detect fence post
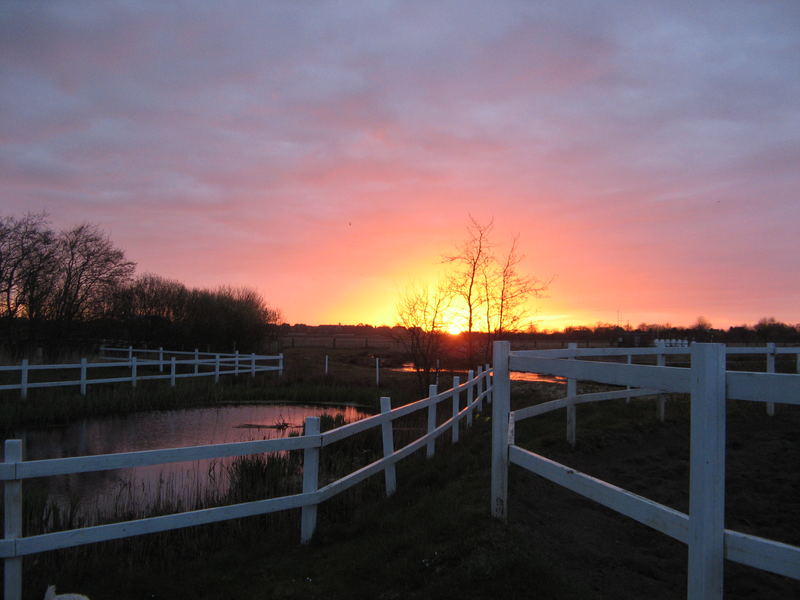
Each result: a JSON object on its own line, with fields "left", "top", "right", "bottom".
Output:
{"left": 426, "top": 384, "right": 438, "bottom": 458}
{"left": 128, "top": 345, "right": 133, "bottom": 361}
{"left": 324, "top": 355, "right": 329, "bottom": 375}
{"left": 476, "top": 366, "right": 484, "bottom": 413}
{"left": 250, "top": 353, "right": 256, "bottom": 377}
{"left": 491, "top": 341, "right": 510, "bottom": 521}
{"left": 301, "top": 416, "right": 320, "bottom": 543}
{"left": 485, "top": 363, "right": 492, "bottom": 404}
{"left": 452, "top": 376, "right": 461, "bottom": 444}
{"left": 80, "top": 358, "right": 87, "bottom": 396}
{"left": 766, "top": 342, "right": 775, "bottom": 416}
{"left": 131, "top": 356, "right": 137, "bottom": 388}
{"left": 234, "top": 350, "right": 240, "bottom": 376}
{"left": 657, "top": 343, "right": 667, "bottom": 422}
{"left": 4, "top": 439, "right": 23, "bottom": 600}
{"left": 170, "top": 357, "right": 176, "bottom": 387}
{"left": 625, "top": 353, "right": 632, "bottom": 404}
{"left": 566, "top": 343, "right": 577, "bottom": 447}
{"left": 687, "top": 343, "right": 726, "bottom": 600}
{"left": 466, "top": 369, "right": 475, "bottom": 426}
{"left": 214, "top": 354, "right": 220, "bottom": 383}
{"left": 19, "top": 359, "right": 28, "bottom": 400}
{"left": 194, "top": 349, "right": 200, "bottom": 375}
{"left": 379, "top": 397, "right": 397, "bottom": 496}
{"left": 278, "top": 353, "right": 284, "bottom": 377}
{"left": 375, "top": 357, "right": 380, "bottom": 387}
{"left": 158, "top": 347, "right": 164, "bottom": 373}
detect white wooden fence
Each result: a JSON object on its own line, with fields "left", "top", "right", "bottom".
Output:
{"left": 0, "top": 346, "right": 283, "bottom": 399}
{"left": 1, "top": 366, "right": 492, "bottom": 599}
{"left": 491, "top": 341, "right": 800, "bottom": 599}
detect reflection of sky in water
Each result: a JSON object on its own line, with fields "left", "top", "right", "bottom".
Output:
{"left": 10, "top": 404, "right": 370, "bottom": 519}
{"left": 393, "top": 363, "right": 564, "bottom": 385}
{"left": 510, "top": 372, "right": 565, "bottom": 384}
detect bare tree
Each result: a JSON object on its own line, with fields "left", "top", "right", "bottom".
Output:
{"left": 481, "top": 236, "right": 548, "bottom": 359}
{"left": 50, "top": 224, "right": 136, "bottom": 322}
{"left": 395, "top": 282, "right": 450, "bottom": 394}
{"left": 444, "top": 216, "right": 493, "bottom": 366}
{"left": 0, "top": 213, "right": 58, "bottom": 321}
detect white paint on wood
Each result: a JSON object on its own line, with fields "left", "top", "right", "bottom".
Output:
{"left": 19, "top": 359, "right": 28, "bottom": 400}
{"left": 491, "top": 341, "right": 510, "bottom": 521}
{"left": 466, "top": 369, "right": 475, "bottom": 425}
{"left": 766, "top": 342, "right": 776, "bottom": 416}
{"left": 426, "top": 384, "right": 438, "bottom": 458}
{"left": 657, "top": 350, "right": 667, "bottom": 422}
{"left": 79, "top": 358, "right": 87, "bottom": 396}
{"left": 379, "top": 397, "right": 396, "bottom": 496}
{"left": 301, "top": 416, "right": 320, "bottom": 544}
{"left": 452, "top": 376, "right": 461, "bottom": 444}
{"left": 4, "top": 440, "right": 23, "bottom": 600}
{"left": 688, "top": 344, "right": 726, "bottom": 600}
{"left": 566, "top": 343, "right": 577, "bottom": 447}
{"left": 509, "top": 445, "right": 689, "bottom": 543}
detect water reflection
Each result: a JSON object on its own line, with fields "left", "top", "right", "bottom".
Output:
{"left": 11, "top": 404, "right": 370, "bottom": 518}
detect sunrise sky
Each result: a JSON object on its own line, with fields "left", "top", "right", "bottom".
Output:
{"left": 2, "top": 1, "right": 798, "bottom": 330}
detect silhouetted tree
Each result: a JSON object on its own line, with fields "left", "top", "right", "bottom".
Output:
{"left": 395, "top": 283, "right": 449, "bottom": 394}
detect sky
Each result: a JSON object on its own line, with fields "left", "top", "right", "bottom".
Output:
{"left": 1, "top": 1, "right": 799, "bottom": 330}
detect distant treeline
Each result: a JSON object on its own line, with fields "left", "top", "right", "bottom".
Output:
{"left": 0, "top": 214, "right": 280, "bottom": 358}
{"left": 547, "top": 318, "right": 800, "bottom": 345}
{"left": 279, "top": 319, "right": 800, "bottom": 345}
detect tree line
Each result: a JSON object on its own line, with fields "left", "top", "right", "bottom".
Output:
{"left": 0, "top": 214, "right": 280, "bottom": 357}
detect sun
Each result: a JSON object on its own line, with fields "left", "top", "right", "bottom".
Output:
{"left": 445, "top": 323, "right": 464, "bottom": 335}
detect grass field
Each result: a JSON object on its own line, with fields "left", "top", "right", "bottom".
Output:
{"left": 4, "top": 345, "right": 798, "bottom": 598}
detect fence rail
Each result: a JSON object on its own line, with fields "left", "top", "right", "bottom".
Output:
{"left": 2, "top": 365, "right": 493, "bottom": 599}
{"left": 491, "top": 341, "right": 800, "bottom": 599}
{"left": 0, "top": 345, "right": 283, "bottom": 398}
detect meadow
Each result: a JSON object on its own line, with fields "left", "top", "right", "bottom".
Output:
{"left": 2, "top": 343, "right": 798, "bottom": 599}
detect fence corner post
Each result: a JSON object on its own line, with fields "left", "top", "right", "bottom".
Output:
{"left": 379, "top": 397, "right": 397, "bottom": 496}
{"left": 451, "top": 376, "right": 461, "bottom": 444}
{"left": 687, "top": 343, "right": 726, "bottom": 600}
{"left": 426, "top": 384, "right": 438, "bottom": 458}
{"left": 491, "top": 340, "right": 510, "bottom": 522}
{"left": 301, "top": 416, "right": 321, "bottom": 544}
{"left": 4, "top": 439, "right": 24, "bottom": 600}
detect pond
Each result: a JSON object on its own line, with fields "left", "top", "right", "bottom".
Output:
{"left": 8, "top": 403, "right": 372, "bottom": 519}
